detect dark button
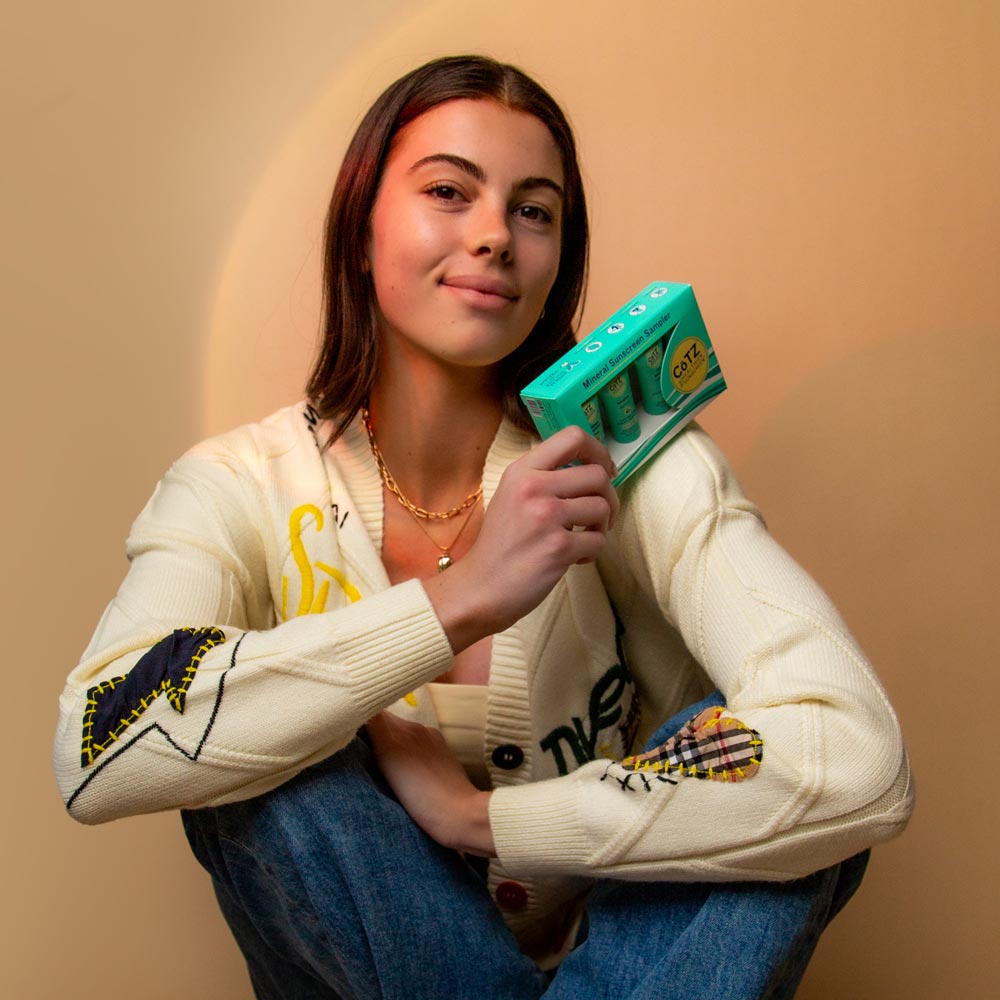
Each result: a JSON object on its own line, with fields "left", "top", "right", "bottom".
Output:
{"left": 495, "top": 880, "right": 528, "bottom": 911}
{"left": 491, "top": 744, "right": 524, "bottom": 770}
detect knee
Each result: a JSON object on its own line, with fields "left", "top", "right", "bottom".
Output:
{"left": 182, "top": 734, "right": 386, "bottom": 876}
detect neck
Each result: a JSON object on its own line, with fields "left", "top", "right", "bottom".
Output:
{"left": 367, "top": 353, "right": 503, "bottom": 512}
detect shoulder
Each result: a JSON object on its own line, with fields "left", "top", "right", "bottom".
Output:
{"left": 133, "top": 402, "right": 326, "bottom": 533}
{"left": 181, "top": 401, "right": 323, "bottom": 476}
{"left": 602, "top": 424, "right": 764, "bottom": 599}
{"left": 618, "top": 423, "right": 757, "bottom": 527}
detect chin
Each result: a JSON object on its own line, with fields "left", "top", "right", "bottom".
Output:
{"left": 456, "top": 326, "right": 534, "bottom": 368}
{"left": 450, "top": 342, "right": 526, "bottom": 371}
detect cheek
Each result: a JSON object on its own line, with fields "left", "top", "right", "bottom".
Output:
{"left": 370, "top": 211, "right": 437, "bottom": 286}
{"left": 532, "top": 245, "right": 562, "bottom": 302}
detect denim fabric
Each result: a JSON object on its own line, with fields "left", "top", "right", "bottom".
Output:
{"left": 183, "top": 690, "right": 868, "bottom": 999}
{"left": 183, "top": 735, "right": 546, "bottom": 999}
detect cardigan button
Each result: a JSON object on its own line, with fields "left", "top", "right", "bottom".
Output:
{"left": 491, "top": 744, "right": 524, "bottom": 770}
{"left": 495, "top": 880, "right": 528, "bottom": 911}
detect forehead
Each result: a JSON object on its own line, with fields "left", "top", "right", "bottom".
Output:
{"left": 385, "top": 99, "right": 564, "bottom": 186}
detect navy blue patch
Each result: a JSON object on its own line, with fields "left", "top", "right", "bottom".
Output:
{"left": 81, "top": 627, "right": 225, "bottom": 767}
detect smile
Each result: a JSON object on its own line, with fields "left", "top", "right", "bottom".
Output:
{"left": 441, "top": 275, "right": 519, "bottom": 310}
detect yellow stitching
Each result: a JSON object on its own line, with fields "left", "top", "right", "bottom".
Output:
{"left": 607, "top": 715, "right": 763, "bottom": 784}
{"left": 81, "top": 675, "right": 126, "bottom": 766}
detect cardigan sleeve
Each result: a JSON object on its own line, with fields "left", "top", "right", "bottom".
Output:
{"left": 489, "top": 426, "right": 913, "bottom": 882}
{"left": 53, "top": 447, "right": 454, "bottom": 825}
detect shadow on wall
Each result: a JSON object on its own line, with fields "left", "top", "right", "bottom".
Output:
{"left": 736, "top": 327, "right": 998, "bottom": 998}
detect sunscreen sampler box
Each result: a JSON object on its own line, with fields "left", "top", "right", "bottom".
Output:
{"left": 520, "top": 282, "right": 725, "bottom": 486}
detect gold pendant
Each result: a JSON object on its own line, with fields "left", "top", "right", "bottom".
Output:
{"left": 437, "top": 554, "right": 453, "bottom": 572}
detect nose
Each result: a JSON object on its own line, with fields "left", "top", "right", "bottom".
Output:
{"left": 468, "top": 200, "right": 512, "bottom": 263}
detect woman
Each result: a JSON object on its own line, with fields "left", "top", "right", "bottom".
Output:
{"left": 54, "top": 56, "right": 912, "bottom": 998}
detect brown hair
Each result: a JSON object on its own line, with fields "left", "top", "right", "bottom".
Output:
{"left": 306, "top": 54, "right": 589, "bottom": 441}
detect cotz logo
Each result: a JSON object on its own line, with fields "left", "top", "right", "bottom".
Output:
{"left": 669, "top": 336, "right": 708, "bottom": 394}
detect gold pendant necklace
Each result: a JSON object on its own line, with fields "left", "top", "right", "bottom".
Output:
{"left": 407, "top": 496, "right": 480, "bottom": 572}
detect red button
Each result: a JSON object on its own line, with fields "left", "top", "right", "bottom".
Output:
{"left": 495, "top": 880, "right": 528, "bottom": 911}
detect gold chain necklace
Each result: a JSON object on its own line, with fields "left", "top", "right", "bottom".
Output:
{"left": 361, "top": 407, "right": 482, "bottom": 519}
{"left": 360, "top": 407, "right": 483, "bottom": 572}
{"left": 361, "top": 406, "right": 483, "bottom": 516}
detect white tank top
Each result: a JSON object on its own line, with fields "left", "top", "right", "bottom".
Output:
{"left": 426, "top": 683, "right": 491, "bottom": 790}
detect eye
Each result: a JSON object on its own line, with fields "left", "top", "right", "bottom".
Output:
{"left": 425, "top": 183, "right": 465, "bottom": 202}
{"left": 514, "top": 203, "right": 555, "bottom": 226}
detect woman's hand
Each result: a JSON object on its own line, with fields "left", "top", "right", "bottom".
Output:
{"left": 366, "top": 711, "right": 496, "bottom": 857}
{"left": 426, "top": 425, "right": 619, "bottom": 652}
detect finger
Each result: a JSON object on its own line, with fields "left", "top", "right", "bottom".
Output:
{"left": 525, "top": 426, "right": 617, "bottom": 479}
{"left": 546, "top": 464, "right": 619, "bottom": 529}
{"left": 566, "top": 525, "right": 609, "bottom": 565}
{"left": 547, "top": 463, "right": 611, "bottom": 497}
{"left": 559, "top": 495, "right": 614, "bottom": 533}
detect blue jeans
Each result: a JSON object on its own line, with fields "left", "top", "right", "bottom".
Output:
{"left": 183, "top": 692, "right": 868, "bottom": 999}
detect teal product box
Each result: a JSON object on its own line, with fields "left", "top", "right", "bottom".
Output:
{"left": 520, "top": 282, "right": 726, "bottom": 486}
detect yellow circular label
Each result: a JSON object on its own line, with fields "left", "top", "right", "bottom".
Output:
{"left": 668, "top": 336, "right": 708, "bottom": 394}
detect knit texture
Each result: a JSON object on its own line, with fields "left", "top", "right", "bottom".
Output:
{"left": 54, "top": 402, "right": 912, "bottom": 951}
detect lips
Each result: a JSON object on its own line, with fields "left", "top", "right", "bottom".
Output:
{"left": 442, "top": 274, "right": 519, "bottom": 301}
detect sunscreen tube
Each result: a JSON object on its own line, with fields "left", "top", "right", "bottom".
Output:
{"left": 634, "top": 339, "right": 669, "bottom": 414}
{"left": 598, "top": 372, "right": 640, "bottom": 442}
{"left": 581, "top": 396, "right": 606, "bottom": 441}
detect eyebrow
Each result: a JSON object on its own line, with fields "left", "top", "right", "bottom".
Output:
{"left": 407, "top": 153, "right": 564, "bottom": 199}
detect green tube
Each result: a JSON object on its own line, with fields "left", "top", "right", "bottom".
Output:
{"left": 581, "top": 396, "right": 606, "bottom": 442}
{"left": 598, "top": 372, "right": 640, "bottom": 443}
{"left": 634, "top": 339, "right": 669, "bottom": 414}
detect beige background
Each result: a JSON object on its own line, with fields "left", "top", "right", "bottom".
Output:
{"left": 4, "top": 1, "right": 997, "bottom": 996}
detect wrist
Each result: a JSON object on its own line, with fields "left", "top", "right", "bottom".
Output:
{"left": 422, "top": 560, "right": 503, "bottom": 654}
{"left": 453, "top": 790, "right": 496, "bottom": 857}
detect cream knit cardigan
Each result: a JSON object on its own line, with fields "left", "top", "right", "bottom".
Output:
{"left": 54, "top": 402, "right": 913, "bottom": 942}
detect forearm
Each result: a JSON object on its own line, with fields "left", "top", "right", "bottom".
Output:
{"left": 56, "top": 582, "right": 454, "bottom": 823}
{"left": 448, "top": 789, "right": 496, "bottom": 857}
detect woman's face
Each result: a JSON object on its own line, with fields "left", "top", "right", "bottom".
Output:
{"left": 368, "top": 99, "right": 564, "bottom": 374}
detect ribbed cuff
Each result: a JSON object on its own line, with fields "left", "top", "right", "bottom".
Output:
{"left": 335, "top": 579, "right": 455, "bottom": 715}
{"left": 267, "top": 578, "right": 455, "bottom": 717}
{"left": 489, "top": 777, "right": 594, "bottom": 877}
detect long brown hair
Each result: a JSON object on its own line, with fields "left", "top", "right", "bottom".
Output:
{"left": 306, "top": 54, "right": 589, "bottom": 441}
